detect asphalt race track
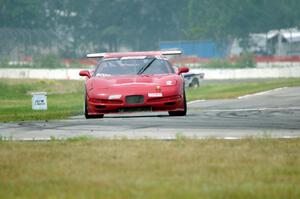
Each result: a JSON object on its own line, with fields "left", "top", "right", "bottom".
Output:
{"left": 1, "top": 87, "right": 300, "bottom": 140}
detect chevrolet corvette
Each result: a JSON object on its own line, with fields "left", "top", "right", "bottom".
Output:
{"left": 79, "top": 51, "right": 189, "bottom": 118}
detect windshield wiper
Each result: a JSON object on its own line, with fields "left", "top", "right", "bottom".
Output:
{"left": 137, "top": 58, "right": 156, "bottom": 75}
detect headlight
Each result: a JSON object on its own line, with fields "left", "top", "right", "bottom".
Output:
{"left": 108, "top": 95, "right": 122, "bottom": 100}
{"left": 165, "top": 80, "right": 177, "bottom": 86}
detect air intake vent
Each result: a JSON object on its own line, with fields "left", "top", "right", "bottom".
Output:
{"left": 126, "top": 95, "right": 144, "bottom": 104}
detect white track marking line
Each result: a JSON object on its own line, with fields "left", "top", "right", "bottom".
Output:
{"left": 187, "top": 99, "right": 206, "bottom": 105}
{"left": 188, "top": 87, "right": 289, "bottom": 105}
{"left": 223, "top": 137, "right": 241, "bottom": 140}
{"left": 281, "top": 136, "right": 299, "bottom": 139}
{"left": 4, "top": 135, "right": 300, "bottom": 141}
{"left": 238, "top": 87, "right": 287, "bottom": 99}
{"left": 202, "top": 106, "right": 300, "bottom": 112}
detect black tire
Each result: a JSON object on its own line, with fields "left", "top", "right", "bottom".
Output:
{"left": 88, "top": 114, "right": 104, "bottom": 119}
{"left": 84, "top": 94, "right": 92, "bottom": 119}
{"left": 168, "top": 90, "right": 187, "bottom": 116}
{"left": 84, "top": 92, "right": 104, "bottom": 119}
{"left": 190, "top": 78, "right": 199, "bottom": 88}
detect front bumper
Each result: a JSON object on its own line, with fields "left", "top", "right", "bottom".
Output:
{"left": 87, "top": 87, "right": 184, "bottom": 115}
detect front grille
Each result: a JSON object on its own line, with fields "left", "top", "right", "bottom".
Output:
{"left": 118, "top": 106, "right": 152, "bottom": 112}
{"left": 126, "top": 95, "right": 144, "bottom": 104}
{"left": 147, "top": 95, "right": 181, "bottom": 103}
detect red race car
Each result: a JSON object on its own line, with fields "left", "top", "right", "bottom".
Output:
{"left": 79, "top": 51, "right": 189, "bottom": 118}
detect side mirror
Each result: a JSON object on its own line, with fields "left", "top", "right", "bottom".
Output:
{"left": 79, "top": 70, "right": 91, "bottom": 78}
{"left": 178, "top": 66, "right": 189, "bottom": 75}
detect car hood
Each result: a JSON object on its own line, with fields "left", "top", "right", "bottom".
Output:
{"left": 90, "top": 74, "right": 178, "bottom": 89}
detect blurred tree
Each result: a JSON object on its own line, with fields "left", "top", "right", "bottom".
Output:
{"left": 186, "top": 0, "right": 300, "bottom": 43}
{"left": 1, "top": 0, "right": 300, "bottom": 58}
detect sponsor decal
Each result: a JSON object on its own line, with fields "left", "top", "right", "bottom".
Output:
{"left": 166, "top": 80, "right": 173, "bottom": 86}
{"left": 155, "top": 85, "right": 161, "bottom": 92}
{"left": 148, "top": 93, "right": 163, "bottom": 97}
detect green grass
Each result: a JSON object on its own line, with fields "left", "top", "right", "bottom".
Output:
{"left": 0, "top": 79, "right": 84, "bottom": 122}
{"left": 0, "top": 139, "right": 299, "bottom": 199}
{"left": 186, "top": 78, "right": 300, "bottom": 101}
{"left": 1, "top": 78, "right": 300, "bottom": 122}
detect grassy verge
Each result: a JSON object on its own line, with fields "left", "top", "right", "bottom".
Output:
{"left": 0, "top": 139, "right": 299, "bottom": 199}
{"left": 187, "top": 78, "right": 300, "bottom": 101}
{"left": 0, "top": 78, "right": 300, "bottom": 122}
{"left": 0, "top": 79, "right": 83, "bottom": 122}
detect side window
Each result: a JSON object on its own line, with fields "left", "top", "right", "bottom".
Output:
{"left": 173, "top": 65, "right": 179, "bottom": 74}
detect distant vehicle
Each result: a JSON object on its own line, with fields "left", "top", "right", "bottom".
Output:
{"left": 79, "top": 51, "right": 189, "bottom": 119}
{"left": 183, "top": 72, "right": 204, "bottom": 88}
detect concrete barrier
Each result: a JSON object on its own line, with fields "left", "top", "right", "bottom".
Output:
{"left": 0, "top": 68, "right": 83, "bottom": 80}
{"left": 0, "top": 67, "right": 300, "bottom": 80}
{"left": 191, "top": 66, "right": 300, "bottom": 79}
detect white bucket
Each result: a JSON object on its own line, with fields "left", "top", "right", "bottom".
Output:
{"left": 32, "top": 92, "right": 47, "bottom": 110}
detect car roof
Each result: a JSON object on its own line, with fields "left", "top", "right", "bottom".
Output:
{"left": 86, "top": 50, "right": 181, "bottom": 59}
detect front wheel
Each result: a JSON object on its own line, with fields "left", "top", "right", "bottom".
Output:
{"left": 84, "top": 94, "right": 104, "bottom": 119}
{"left": 168, "top": 91, "right": 187, "bottom": 116}
{"left": 190, "top": 78, "right": 199, "bottom": 88}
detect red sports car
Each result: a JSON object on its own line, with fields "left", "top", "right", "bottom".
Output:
{"left": 79, "top": 51, "right": 189, "bottom": 118}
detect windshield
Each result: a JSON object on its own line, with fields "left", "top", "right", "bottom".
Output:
{"left": 94, "top": 58, "right": 174, "bottom": 76}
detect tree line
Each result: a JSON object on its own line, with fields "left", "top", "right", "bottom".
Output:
{"left": 1, "top": 0, "right": 300, "bottom": 58}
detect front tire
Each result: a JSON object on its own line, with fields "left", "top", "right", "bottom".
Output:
{"left": 190, "top": 78, "right": 199, "bottom": 88}
{"left": 84, "top": 93, "right": 104, "bottom": 119}
{"left": 168, "top": 90, "right": 187, "bottom": 116}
